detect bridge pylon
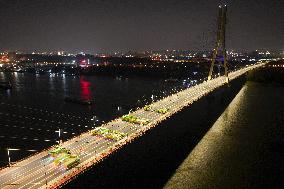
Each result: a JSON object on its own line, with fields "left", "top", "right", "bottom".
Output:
{"left": 208, "top": 5, "right": 229, "bottom": 83}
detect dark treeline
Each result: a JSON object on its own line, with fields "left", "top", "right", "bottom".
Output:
{"left": 82, "top": 59, "right": 254, "bottom": 79}
{"left": 82, "top": 62, "right": 210, "bottom": 79}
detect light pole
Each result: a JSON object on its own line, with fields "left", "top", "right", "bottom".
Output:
{"left": 44, "top": 163, "right": 47, "bottom": 189}
{"left": 55, "top": 129, "right": 61, "bottom": 144}
{"left": 7, "top": 148, "right": 20, "bottom": 166}
{"left": 91, "top": 115, "right": 97, "bottom": 121}
{"left": 55, "top": 129, "right": 61, "bottom": 138}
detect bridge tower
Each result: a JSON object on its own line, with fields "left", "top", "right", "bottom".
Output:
{"left": 208, "top": 5, "right": 229, "bottom": 83}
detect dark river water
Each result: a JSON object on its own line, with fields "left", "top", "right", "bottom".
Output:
{"left": 0, "top": 72, "right": 192, "bottom": 167}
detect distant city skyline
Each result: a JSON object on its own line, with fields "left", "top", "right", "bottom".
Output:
{"left": 0, "top": 0, "right": 283, "bottom": 53}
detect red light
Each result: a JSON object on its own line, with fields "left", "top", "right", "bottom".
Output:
{"left": 80, "top": 77, "right": 91, "bottom": 100}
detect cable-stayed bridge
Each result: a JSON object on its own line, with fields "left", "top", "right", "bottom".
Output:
{"left": 0, "top": 62, "right": 267, "bottom": 189}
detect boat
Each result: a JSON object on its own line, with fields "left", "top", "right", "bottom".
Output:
{"left": 64, "top": 97, "right": 94, "bottom": 105}
{"left": 164, "top": 78, "right": 178, "bottom": 82}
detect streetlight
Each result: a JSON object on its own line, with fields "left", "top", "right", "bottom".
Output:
{"left": 151, "top": 95, "right": 154, "bottom": 102}
{"left": 91, "top": 115, "right": 97, "bottom": 121}
{"left": 55, "top": 129, "right": 62, "bottom": 144}
{"left": 55, "top": 129, "right": 61, "bottom": 138}
{"left": 7, "top": 148, "right": 20, "bottom": 166}
{"left": 44, "top": 163, "right": 48, "bottom": 189}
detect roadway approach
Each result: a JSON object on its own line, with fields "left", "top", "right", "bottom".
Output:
{"left": 0, "top": 62, "right": 267, "bottom": 189}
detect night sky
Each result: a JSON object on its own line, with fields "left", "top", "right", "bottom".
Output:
{"left": 0, "top": 0, "right": 283, "bottom": 53}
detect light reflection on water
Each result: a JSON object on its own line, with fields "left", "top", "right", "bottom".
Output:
{"left": 80, "top": 76, "right": 92, "bottom": 101}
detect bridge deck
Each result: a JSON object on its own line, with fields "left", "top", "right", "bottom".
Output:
{"left": 0, "top": 63, "right": 266, "bottom": 189}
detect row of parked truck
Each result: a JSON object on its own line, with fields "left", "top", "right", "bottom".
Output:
{"left": 48, "top": 145, "right": 80, "bottom": 169}
{"left": 91, "top": 127, "right": 127, "bottom": 141}
{"left": 47, "top": 105, "right": 170, "bottom": 170}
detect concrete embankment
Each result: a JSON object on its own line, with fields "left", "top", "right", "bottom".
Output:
{"left": 63, "top": 75, "right": 247, "bottom": 189}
